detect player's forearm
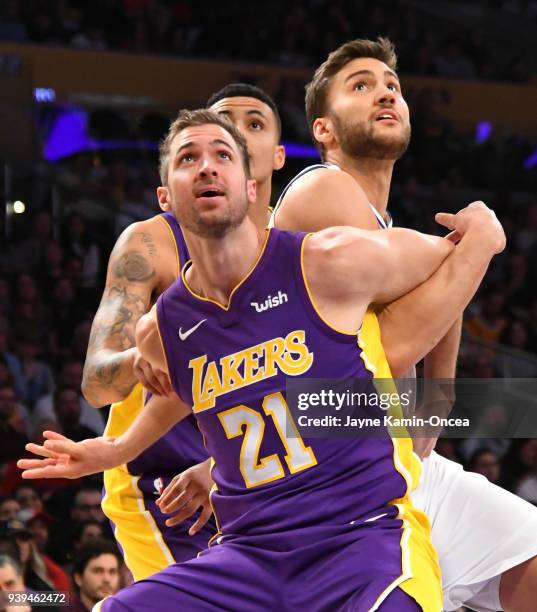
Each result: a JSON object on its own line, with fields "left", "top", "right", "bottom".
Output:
{"left": 379, "top": 230, "right": 453, "bottom": 302}
{"left": 424, "top": 317, "right": 462, "bottom": 380}
{"left": 114, "top": 393, "right": 188, "bottom": 464}
{"left": 82, "top": 347, "right": 137, "bottom": 408}
{"left": 379, "top": 236, "right": 492, "bottom": 376}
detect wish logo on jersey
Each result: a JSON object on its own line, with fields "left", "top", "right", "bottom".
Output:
{"left": 250, "top": 290, "right": 288, "bottom": 313}
{"left": 189, "top": 329, "right": 313, "bottom": 412}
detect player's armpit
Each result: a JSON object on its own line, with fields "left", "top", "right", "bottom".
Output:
{"left": 82, "top": 222, "right": 162, "bottom": 407}
{"left": 276, "top": 168, "right": 379, "bottom": 232}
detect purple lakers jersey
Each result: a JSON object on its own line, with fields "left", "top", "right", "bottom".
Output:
{"left": 156, "top": 228, "right": 415, "bottom": 538}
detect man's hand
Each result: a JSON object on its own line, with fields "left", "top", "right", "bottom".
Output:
{"left": 156, "top": 459, "right": 213, "bottom": 535}
{"left": 133, "top": 348, "right": 173, "bottom": 397}
{"left": 436, "top": 201, "right": 506, "bottom": 253}
{"left": 17, "top": 431, "right": 121, "bottom": 479}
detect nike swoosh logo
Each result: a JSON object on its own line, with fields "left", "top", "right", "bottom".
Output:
{"left": 178, "top": 319, "right": 207, "bottom": 341}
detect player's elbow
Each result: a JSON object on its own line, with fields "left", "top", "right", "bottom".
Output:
{"left": 81, "top": 374, "right": 107, "bottom": 409}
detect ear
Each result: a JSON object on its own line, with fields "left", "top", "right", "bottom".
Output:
{"left": 74, "top": 572, "right": 82, "bottom": 588}
{"left": 246, "top": 179, "right": 257, "bottom": 205}
{"left": 272, "top": 145, "right": 286, "bottom": 171}
{"left": 156, "top": 186, "right": 171, "bottom": 212}
{"left": 312, "top": 117, "right": 334, "bottom": 148}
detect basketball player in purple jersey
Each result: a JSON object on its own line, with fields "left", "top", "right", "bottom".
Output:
{"left": 19, "top": 110, "right": 505, "bottom": 610}
{"left": 271, "top": 37, "right": 537, "bottom": 612}
{"left": 79, "top": 85, "right": 289, "bottom": 579}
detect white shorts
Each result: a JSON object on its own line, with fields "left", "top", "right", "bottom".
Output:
{"left": 411, "top": 450, "right": 537, "bottom": 611}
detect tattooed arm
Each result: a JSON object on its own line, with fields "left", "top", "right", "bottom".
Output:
{"left": 82, "top": 217, "right": 175, "bottom": 407}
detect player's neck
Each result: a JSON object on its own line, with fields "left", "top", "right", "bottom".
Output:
{"left": 184, "top": 218, "right": 267, "bottom": 305}
{"left": 326, "top": 151, "right": 394, "bottom": 218}
{"left": 248, "top": 178, "right": 272, "bottom": 231}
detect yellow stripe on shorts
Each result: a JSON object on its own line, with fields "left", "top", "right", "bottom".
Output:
{"left": 359, "top": 311, "right": 442, "bottom": 611}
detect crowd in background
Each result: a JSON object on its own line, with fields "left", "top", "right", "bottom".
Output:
{"left": 1, "top": 1, "right": 537, "bottom": 608}
{"left": 1, "top": 0, "right": 537, "bottom": 83}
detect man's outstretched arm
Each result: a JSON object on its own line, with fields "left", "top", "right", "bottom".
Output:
{"left": 19, "top": 306, "right": 187, "bottom": 479}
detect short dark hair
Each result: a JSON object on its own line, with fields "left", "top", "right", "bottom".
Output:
{"left": 206, "top": 83, "right": 282, "bottom": 139}
{"left": 305, "top": 37, "right": 398, "bottom": 152}
{"left": 73, "top": 538, "right": 121, "bottom": 576}
{"left": 158, "top": 108, "right": 251, "bottom": 186}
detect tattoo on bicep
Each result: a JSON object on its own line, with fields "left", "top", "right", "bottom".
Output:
{"left": 113, "top": 250, "right": 156, "bottom": 282}
{"left": 136, "top": 232, "right": 158, "bottom": 257}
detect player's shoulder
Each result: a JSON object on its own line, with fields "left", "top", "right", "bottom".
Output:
{"left": 113, "top": 214, "right": 173, "bottom": 254}
{"left": 286, "top": 164, "right": 367, "bottom": 200}
{"left": 305, "top": 226, "right": 364, "bottom": 263}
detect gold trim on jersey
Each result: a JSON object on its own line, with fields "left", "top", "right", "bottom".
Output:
{"left": 158, "top": 214, "right": 182, "bottom": 275}
{"left": 181, "top": 228, "right": 272, "bottom": 311}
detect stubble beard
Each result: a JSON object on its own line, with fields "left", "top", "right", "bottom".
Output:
{"left": 332, "top": 112, "right": 411, "bottom": 161}
{"left": 178, "top": 190, "right": 249, "bottom": 239}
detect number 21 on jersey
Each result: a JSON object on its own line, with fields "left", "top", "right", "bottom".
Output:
{"left": 218, "top": 392, "right": 318, "bottom": 488}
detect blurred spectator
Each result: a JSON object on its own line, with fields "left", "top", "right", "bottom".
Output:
{"left": 37, "top": 242, "right": 65, "bottom": 297}
{"left": 460, "top": 403, "right": 512, "bottom": 461}
{"left": 0, "top": 554, "right": 31, "bottom": 612}
{"left": 0, "top": 499, "right": 20, "bottom": 523}
{"left": 48, "top": 280, "right": 84, "bottom": 356}
{"left": 468, "top": 448, "right": 501, "bottom": 484}
{"left": 496, "top": 319, "right": 537, "bottom": 377}
{"left": 73, "top": 520, "right": 104, "bottom": 549}
{"left": 26, "top": 512, "right": 53, "bottom": 554}
{"left": 71, "top": 539, "right": 122, "bottom": 611}
{"left": 13, "top": 486, "right": 43, "bottom": 522}
{"left": 53, "top": 387, "right": 98, "bottom": 442}
{"left": 0, "top": 334, "right": 25, "bottom": 403}
{"left": 15, "top": 338, "right": 54, "bottom": 410}
{"left": 502, "top": 438, "right": 537, "bottom": 490}
{"left": 0, "top": 519, "right": 69, "bottom": 594}
{"left": 7, "top": 211, "right": 54, "bottom": 274}
{"left": 465, "top": 290, "right": 508, "bottom": 342}
{"left": 33, "top": 360, "right": 105, "bottom": 436}
{"left": 0, "top": 385, "right": 29, "bottom": 464}
{"left": 62, "top": 214, "right": 101, "bottom": 292}
{"left": 71, "top": 486, "right": 105, "bottom": 525}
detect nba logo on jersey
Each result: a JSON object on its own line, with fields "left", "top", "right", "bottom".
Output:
{"left": 153, "top": 477, "right": 164, "bottom": 496}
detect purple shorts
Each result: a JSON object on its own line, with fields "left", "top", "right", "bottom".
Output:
{"left": 98, "top": 521, "right": 426, "bottom": 611}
